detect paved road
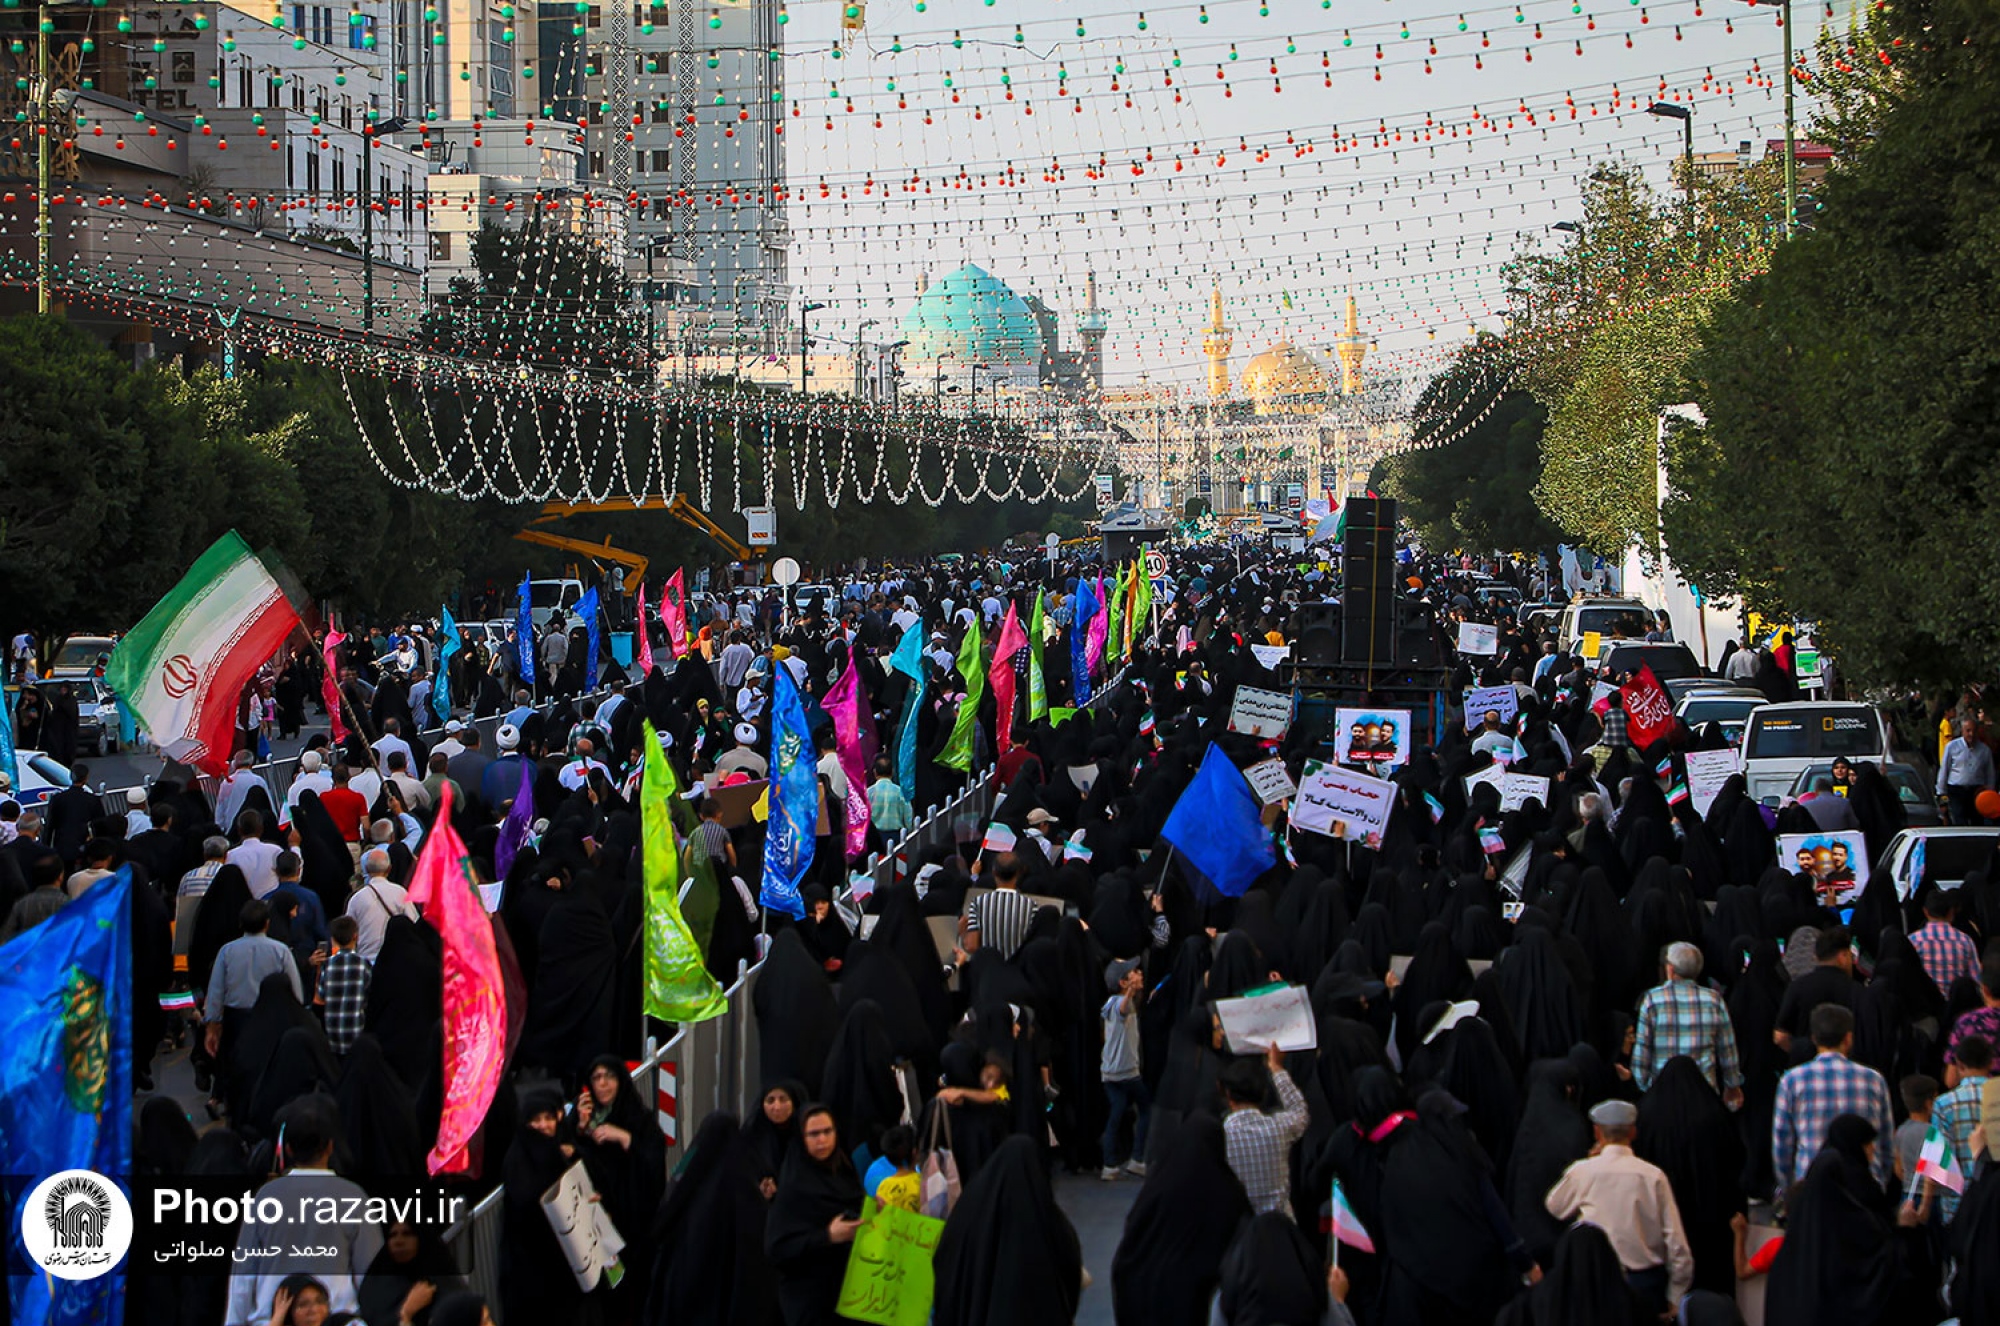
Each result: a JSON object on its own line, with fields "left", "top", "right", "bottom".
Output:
{"left": 72, "top": 725, "right": 334, "bottom": 795}
{"left": 1057, "top": 1171, "right": 1139, "bottom": 1326}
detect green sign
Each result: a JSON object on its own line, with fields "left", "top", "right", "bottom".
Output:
{"left": 836, "top": 1197, "right": 946, "bottom": 1326}
{"left": 1796, "top": 648, "right": 1822, "bottom": 680}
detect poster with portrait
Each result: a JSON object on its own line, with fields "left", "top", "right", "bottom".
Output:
{"left": 1332, "top": 708, "right": 1412, "bottom": 772}
{"left": 1775, "top": 831, "right": 1872, "bottom": 908}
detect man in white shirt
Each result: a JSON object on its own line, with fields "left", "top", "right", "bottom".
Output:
{"left": 371, "top": 717, "right": 415, "bottom": 779}
{"left": 226, "top": 810, "right": 285, "bottom": 900}
{"left": 716, "top": 634, "right": 756, "bottom": 690}
{"left": 383, "top": 751, "right": 431, "bottom": 810}
{"left": 344, "top": 848, "right": 415, "bottom": 962}
{"left": 284, "top": 750, "right": 333, "bottom": 826}
{"left": 558, "top": 738, "right": 612, "bottom": 791}
{"left": 432, "top": 720, "right": 469, "bottom": 763}
{"left": 1544, "top": 1099, "right": 1695, "bottom": 1314}
{"left": 407, "top": 671, "right": 433, "bottom": 723}
{"left": 213, "top": 750, "right": 264, "bottom": 833}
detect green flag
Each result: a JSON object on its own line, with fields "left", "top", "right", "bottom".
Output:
{"left": 641, "top": 720, "right": 728, "bottom": 1023}
{"left": 1106, "top": 566, "right": 1125, "bottom": 667}
{"left": 938, "top": 615, "right": 985, "bottom": 772}
{"left": 1027, "top": 590, "right": 1049, "bottom": 721}
{"left": 1133, "top": 551, "right": 1154, "bottom": 652}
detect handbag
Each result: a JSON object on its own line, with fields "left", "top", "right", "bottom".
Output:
{"left": 918, "top": 1102, "right": 962, "bottom": 1219}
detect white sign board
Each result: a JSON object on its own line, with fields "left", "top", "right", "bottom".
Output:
{"left": 1214, "top": 984, "right": 1318, "bottom": 1054}
{"left": 1250, "top": 643, "right": 1290, "bottom": 671}
{"left": 1244, "top": 758, "right": 1297, "bottom": 806}
{"left": 1463, "top": 763, "right": 1507, "bottom": 799}
{"left": 743, "top": 506, "right": 777, "bottom": 548}
{"left": 1457, "top": 622, "right": 1499, "bottom": 655}
{"left": 1499, "top": 773, "right": 1551, "bottom": 813}
{"left": 1684, "top": 748, "right": 1740, "bottom": 818}
{"left": 1293, "top": 760, "right": 1397, "bottom": 848}
{"left": 1094, "top": 474, "right": 1116, "bottom": 509}
{"left": 1464, "top": 685, "right": 1519, "bottom": 726}
{"left": 770, "top": 556, "right": 801, "bottom": 587}
{"left": 541, "top": 1161, "right": 627, "bottom": 1292}
{"left": 1227, "top": 685, "right": 1295, "bottom": 740}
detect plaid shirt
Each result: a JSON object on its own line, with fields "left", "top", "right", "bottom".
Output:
{"left": 319, "top": 949, "right": 371, "bottom": 1055}
{"left": 1632, "top": 977, "right": 1743, "bottom": 1093}
{"left": 1224, "top": 1068, "right": 1310, "bottom": 1218}
{"left": 1932, "top": 1074, "right": 1989, "bottom": 1221}
{"left": 1947, "top": 1006, "right": 2000, "bottom": 1063}
{"left": 1772, "top": 1051, "right": 1894, "bottom": 1194}
{"left": 1601, "top": 708, "right": 1630, "bottom": 750}
{"left": 1910, "top": 922, "right": 1980, "bottom": 997}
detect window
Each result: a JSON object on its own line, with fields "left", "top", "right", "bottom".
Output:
{"left": 651, "top": 99, "right": 670, "bottom": 123}
{"left": 306, "top": 150, "right": 321, "bottom": 192}
{"left": 587, "top": 4, "right": 602, "bottom": 26}
{"left": 650, "top": 149, "right": 670, "bottom": 173}
{"left": 350, "top": 16, "right": 368, "bottom": 49}
{"left": 589, "top": 149, "right": 605, "bottom": 176}
{"left": 292, "top": 81, "right": 307, "bottom": 112}
{"left": 239, "top": 64, "right": 252, "bottom": 107}
{"left": 268, "top": 75, "right": 281, "bottom": 109}
{"left": 430, "top": 230, "right": 453, "bottom": 262}
{"left": 333, "top": 153, "right": 344, "bottom": 196}
{"left": 286, "top": 144, "right": 296, "bottom": 189}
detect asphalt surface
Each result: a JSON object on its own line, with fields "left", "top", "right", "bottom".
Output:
{"left": 1056, "top": 1170, "right": 1139, "bottom": 1326}
{"left": 71, "top": 724, "right": 334, "bottom": 796}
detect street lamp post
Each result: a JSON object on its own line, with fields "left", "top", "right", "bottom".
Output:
{"left": 1552, "top": 219, "right": 1585, "bottom": 312}
{"left": 1645, "top": 102, "right": 1695, "bottom": 208}
{"left": 850, "top": 318, "right": 878, "bottom": 397}
{"left": 360, "top": 114, "right": 409, "bottom": 332}
{"left": 798, "top": 300, "right": 826, "bottom": 393}
{"left": 933, "top": 348, "right": 956, "bottom": 401}
{"left": 1734, "top": 0, "right": 1797, "bottom": 234}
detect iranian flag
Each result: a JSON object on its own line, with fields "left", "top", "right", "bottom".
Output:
{"left": 105, "top": 532, "right": 302, "bottom": 776}
{"left": 1916, "top": 1122, "right": 1964, "bottom": 1194}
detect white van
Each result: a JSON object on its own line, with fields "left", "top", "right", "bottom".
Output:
{"left": 1557, "top": 598, "right": 1653, "bottom": 662}
{"left": 1740, "top": 701, "right": 1891, "bottom": 803}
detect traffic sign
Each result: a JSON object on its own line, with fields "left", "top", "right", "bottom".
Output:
{"left": 771, "top": 557, "right": 801, "bottom": 587}
{"left": 1144, "top": 550, "right": 1167, "bottom": 580}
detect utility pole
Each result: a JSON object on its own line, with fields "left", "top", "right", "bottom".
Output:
{"left": 798, "top": 299, "right": 825, "bottom": 393}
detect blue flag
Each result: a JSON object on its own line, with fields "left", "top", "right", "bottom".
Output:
{"left": 888, "top": 620, "right": 925, "bottom": 682}
{"left": 888, "top": 621, "right": 926, "bottom": 810}
{"left": 515, "top": 572, "right": 537, "bottom": 687}
{"left": 1070, "top": 579, "right": 1099, "bottom": 707}
{"left": 435, "top": 605, "right": 462, "bottom": 727}
{"left": 0, "top": 679, "right": 17, "bottom": 793}
{"left": 1161, "top": 743, "right": 1276, "bottom": 899}
{"left": 0, "top": 867, "right": 131, "bottom": 1323}
{"left": 760, "top": 663, "right": 816, "bottom": 920}
{"left": 578, "top": 587, "right": 601, "bottom": 691}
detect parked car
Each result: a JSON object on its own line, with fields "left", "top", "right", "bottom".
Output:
{"left": 1674, "top": 689, "right": 1766, "bottom": 747}
{"left": 1880, "top": 827, "right": 2000, "bottom": 900}
{"left": 1473, "top": 584, "right": 1523, "bottom": 611}
{"left": 1784, "top": 762, "right": 1941, "bottom": 829}
{"left": 45, "top": 634, "right": 116, "bottom": 678}
{"left": 1741, "top": 701, "right": 1892, "bottom": 803}
{"left": 1558, "top": 598, "right": 1653, "bottom": 660}
{"left": 1517, "top": 601, "right": 1566, "bottom": 636}
{"left": 1596, "top": 642, "right": 1703, "bottom": 682}
{"left": 27, "top": 677, "right": 122, "bottom": 756}
{"left": 0, "top": 750, "right": 74, "bottom": 808}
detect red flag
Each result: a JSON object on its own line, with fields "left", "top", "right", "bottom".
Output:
{"left": 322, "top": 628, "right": 348, "bottom": 744}
{"left": 825, "top": 660, "right": 875, "bottom": 862}
{"left": 661, "top": 568, "right": 689, "bottom": 660}
{"left": 404, "top": 782, "right": 508, "bottom": 1175}
{"left": 989, "top": 602, "right": 1029, "bottom": 754}
{"left": 1621, "top": 664, "right": 1676, "bottom": 750}
{"left": 634, "top": 582, "right": 655, "bottom": 677}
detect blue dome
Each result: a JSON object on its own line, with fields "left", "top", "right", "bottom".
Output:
{"left": 898, "top": 264, "right": 1044, "bottom": 368}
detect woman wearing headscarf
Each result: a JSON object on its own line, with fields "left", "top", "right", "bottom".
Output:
{"left": 358, "top": 1219, "right": 463, "bottom": 1326}
{"left": 819, "top": 999, "right": 907, "bottom": 1162}
{"left": 1493, "top": 1223, "right": 1645, "bottom": 1326}
{"left": 1765, "top": 1114, "right": 1922, "bottom": 1326}
{"left": 290, "top": 789, "right": 354, "bottom": 920}
{"left": 643, "top": 1111, "right": 782, "bottom": 1326}
{"left": 1635, "top": 1056, "right": 1746, "bottom": 1296}
{"left": 744, "top": 1079, "right": 808, "bottom": 1200}
{"left": 565, "top": 1055, "right": 668, "bottom": 1307}
{"left": 932, "top": 1134, "right": 1083, "bottom": 1326}
{"left": 363, "top": 916, "right": 444, "bottom": 1100}
{"left": 1210, "top": 1212, "right": 1340, "bottom": 1326}
{"left": 1503, "top": 1060, "right": 1591, "bottom": 1269}
{"left": 1111, "top": 1114, "right": 1252, "bottom": 1326}
{"left": 1392, "top": 922, "right": 1474, "bottom": 1065}
{"left": 499, "top": 1084, "right": 598, "bottom": 1326}
{"left": 1492, "top": 927, "right": 1586, "bottom": 1062}
{"left": 136, "top": 1096, "right": 199, "bottom": 1178}
{"left": 1949, "top": 1159, "right": 2000, "bottom": 1324}
{"left": 756, "top": 930, "right": 844, "bottom": 1098}
{"left": 516, "top": 882, "right": 619, "bottom": 1085}
{"left": 869, "top": 881, "right": 954, "bottom": 1048}
{"left": 763, "top": 1104, "right": 865, "bottom": 1326}
{"left": 337, "top": 1034, "right": 426, "bottom": 1184}
{"left": 838, "top": 940, "right": 937, "bottom": 1086}
{"left": 794, "top": 885, "right": 853, "bottom": 972}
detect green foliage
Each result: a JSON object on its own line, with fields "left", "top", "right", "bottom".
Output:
{"left": 1383, "top": 355, "right": 1559, "bottom": 553}
{"left": 1667, "top": 0, "right": 2000, "bottom": 687}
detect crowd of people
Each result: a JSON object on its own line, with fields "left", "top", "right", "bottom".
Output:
{"left": 8, "top": 536, "right": 2000, "bottom": 1326}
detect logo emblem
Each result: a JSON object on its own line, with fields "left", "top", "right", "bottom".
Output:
{"left": 22, "top": 1169, "right": 132, "bottom": 1279}
{"left": 161, "top": 654, "right": 199, "bottom": 698}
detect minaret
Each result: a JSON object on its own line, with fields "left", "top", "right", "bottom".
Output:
{"left": 1202, "top": 287, "right": 1232, "bottom": 402}
{"left": 1334, "top": 293, "right": 1368, "bottom": 396}
{"left": 1077, "top": 270, "right": 1109, "bottom": 396}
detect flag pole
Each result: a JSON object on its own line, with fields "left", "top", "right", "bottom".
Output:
{"left": 1329, "top": 1176, "right": 1340, "bottom": 1270}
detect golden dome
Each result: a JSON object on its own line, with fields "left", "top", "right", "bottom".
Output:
{"left": 1240, "top": 342, "right": 1328, "bottom": 413}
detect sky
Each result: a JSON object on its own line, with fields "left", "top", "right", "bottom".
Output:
{"left": 740, "top": 0, "right": 1848, "bottom": 394}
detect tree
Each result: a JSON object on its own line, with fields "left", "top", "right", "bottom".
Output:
{"left": 1380, "top": 352, "right": 1560, "bottom": 553}
{"left": 1666, "top": 0, "right": 2000, "bottom": 687}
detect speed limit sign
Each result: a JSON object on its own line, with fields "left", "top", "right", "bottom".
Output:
{"left": 1144, "top": 550, "right": 1167, "bottom": 580}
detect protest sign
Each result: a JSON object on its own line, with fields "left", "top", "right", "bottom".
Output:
{"left": 1621, "top": 665, "right": 1677, "bottom": 748}
{"left": 1457, "top": 622, "right": 1499, "bottom": 655}
{"left": 1294, "top": 761, "right": 1396, "bottom": 848}
{"left": 1776, "top": 831, "right": 1872, "bottom": 908}
{"left": 1214, "top": 984, "right": 1318, "bottom": 1054}
{"left": 1463, "top": 685, "right": 1519, "bottom": 728}
{"left": 1250, "top": 643, "right": 1291, "bottom": 671}
{"left": 1581, "top": 631, "right": 1603, "bottom": 659}
{"left": 835, "top": 1197, "right": 946, "bottom": 1326}
{"left": 1332, "top": 708, "right": 1412, "bottom": 772}
{"left": 1244, "top": 758, "right": 1297, "bottom": 806}
{"left": 1227, "top": 685, "right": 1295, "bottom": 740}
{"left": 1462, "top": 763, "right": 1507, "bottom": 799}
{"left": 1684, "top": 748, "right": 1739, "bottom": 818}
{"left": 1499, "top": 773, "right": 1551, "bottom": 813}
{"left": 541, "top": 1161, "right": 626, "bottom": 1292}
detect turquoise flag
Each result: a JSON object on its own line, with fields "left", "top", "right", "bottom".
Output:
{"left": 0, "top": 867, "right": 131, "bottom": 1323}
{"left": 0, "top": 676, "right": 17, "bottom": 792}
{"left": 889, "top": 621, "right": 926, "bottom": 806}
{"left": 435, "top": 605, "right": 461, "bottom": 727}
{"left": 578, "top": 587, "right": 601, "bottom": 691}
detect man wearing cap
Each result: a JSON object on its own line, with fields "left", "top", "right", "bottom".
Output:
{"left": 1024, "top": 807, "right": 1062, "bottom": 864}
{"left": 432, "top": 719, "right": 470, "bottom": 763}
{"left": 1099, "top": 958, "right": 1150, "bottom": 1180}
{"left": 121, "top": 786, "right": 152, "bottom": 838}
{"left": 1544, "top": 1098, "right": 1694, "bottom": 1313}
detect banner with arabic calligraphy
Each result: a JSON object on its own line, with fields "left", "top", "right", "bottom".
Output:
{"left": 835, "top": 1196, "right": 944, "bottom": 1326}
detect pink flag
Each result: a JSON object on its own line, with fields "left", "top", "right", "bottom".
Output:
{"left": 635, "top": 582, "right": 656, "bottom": 677}
{"left": 826, "top": 659, "right": 876, "bottom": 862}
{"left": 1085, "top": 574, "right": 1109, "bottom": 677}
{"left": 661, "top": 568, "right": 689, "bottom": 660}
{"left": 988, "top": 602, "right": 1028, "bottom": 754}
{"left": 404, "top": 782, "right": 508, "bottom": 1175}
{"left": 322, "top": 628, "right": 348, "bottom": 744}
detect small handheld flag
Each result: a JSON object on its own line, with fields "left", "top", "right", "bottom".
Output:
{"left": 1917, "top": 1122, "right": 1964, "bottom": 1194}
{"left": 1319, "top": 1177, "right": 1375, "bottom": 1258}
